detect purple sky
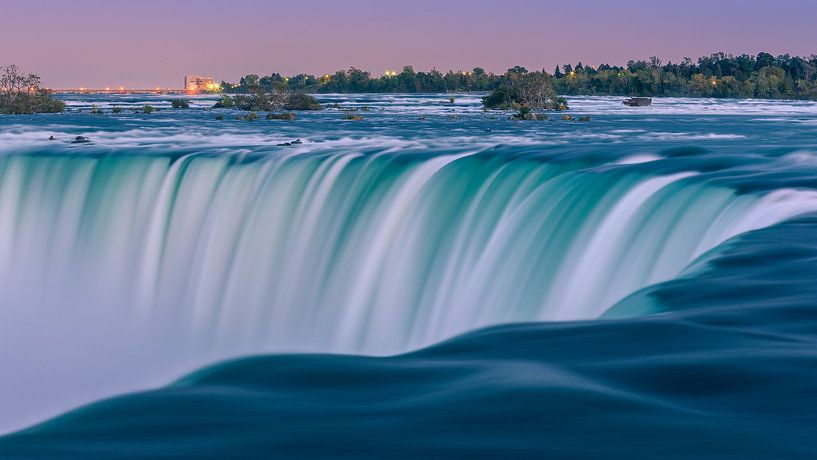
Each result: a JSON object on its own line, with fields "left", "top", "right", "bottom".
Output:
{"left": 2, "top": 0, "right": 815, "bottom": 88}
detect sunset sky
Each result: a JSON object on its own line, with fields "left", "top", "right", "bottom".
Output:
{"left": 2, "top": 0, "right": 815, "bottom": 88}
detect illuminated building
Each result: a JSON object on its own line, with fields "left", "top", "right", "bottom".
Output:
{"left": 184, "top": 75, "right": 220, "bottom": 92}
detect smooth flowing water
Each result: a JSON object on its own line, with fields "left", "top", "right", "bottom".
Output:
{"left": 1, "top": 94, "right": 817, "bottom": 457}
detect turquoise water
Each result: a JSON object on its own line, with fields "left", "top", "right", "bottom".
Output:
{"left": 1, "top": 94, "right": 817, "bottom": 457}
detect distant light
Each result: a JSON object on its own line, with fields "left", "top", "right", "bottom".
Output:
{"left": 105, "top": 87, "right": 110, "bottom": 91}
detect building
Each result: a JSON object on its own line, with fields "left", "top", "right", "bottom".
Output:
{"left": 184, "top": 75, "right": 219, "bottom": 92}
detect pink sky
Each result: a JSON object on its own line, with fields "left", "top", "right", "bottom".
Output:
{"left": 1, "top": 0, "right": 815, "bottom": 88}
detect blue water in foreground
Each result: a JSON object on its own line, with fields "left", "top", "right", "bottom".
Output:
{"left": 1, "top": 94, "right": 817, "bottom": 458}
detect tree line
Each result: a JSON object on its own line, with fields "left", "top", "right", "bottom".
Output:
{"left": 222, "top": 52, "right": 817, "bottom": 100}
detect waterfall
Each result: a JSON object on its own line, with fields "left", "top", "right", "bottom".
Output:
{"left": 3, "top": 152, "right": 817, "bottom": 356}
{"left": 4, "top": 150, "right": 817, "bottom": 433}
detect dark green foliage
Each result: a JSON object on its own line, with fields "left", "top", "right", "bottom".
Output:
{"left": 213, "top": 95, "right": 234, "bottom": 109}
{"left": 482, "top": 86, "right": 517, "bottom": 110}
{"left": 112, "top": 106, "right": 122, "bottom": 114}
{"left": 283, "top": 93, "right": 321, "bottom": 110}
{"left": 170, "top": 98, "right": 190, "bottom": 109}
{"left": 143, "top": 105, "right": 154, "bottom": 114}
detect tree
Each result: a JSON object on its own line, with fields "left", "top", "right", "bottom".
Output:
{"left": 483, "top": 71, "right": 564, "bottom": 110}
{"left": 0, "top": 65, "right": 64, "bottom": 114}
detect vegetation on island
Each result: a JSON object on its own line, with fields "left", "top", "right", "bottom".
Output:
{"left": 170, "top": 98, "right": 190, "bottom": 109}
{"left": 213, "top": 82, "right": 321, "bottom": 111}
{"left": 220, "top": 52, "right": 817, "bottom": 101}
{"left": 482, "top": 70, "right": 568, "bottom": 111}
{"left": 0, "top": 65, "right": 64, "bottom": 114}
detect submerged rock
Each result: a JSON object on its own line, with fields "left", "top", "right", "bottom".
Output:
{"left": 70, "top": 136, "right": 90, "bottom": 144}
{"left": 579, "top": 116, "right": 591, "bottom": 122}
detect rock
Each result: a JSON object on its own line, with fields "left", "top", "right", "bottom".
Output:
{"left": 342, "top": 114, "right": 364, "bottom": 121}
{"left": 277, "top": 139, "right": 303, "bottom": 147}
{"left": 578, "top": 116, "right": 591, "bottom": 122}
{"left": 215, "top": 114, "right": 224, "bottom": 121}
{"left": 560, "top": 115, "right": 574, "bottom": 121}
{"left": 48, "top": 135, "right": 55, "bottom": 141}
{"left": 71, "top": 136, "right": 90, "bottom": 144}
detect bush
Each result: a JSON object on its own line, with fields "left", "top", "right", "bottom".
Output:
{"left": 170, "top": 98, "right": 190, "bottom": 109}
{"left": 267, "top": 112, "right": 296, "bottom": 120}
{"left": 143, "top": 104, "right": 155, "bottom": 114}
{"left": 283, "top": 93, "right": 321, "bottom": 110}
{"left": 243, "top": 112, "right": 259, "bottom": 121}
{"left": 213, "top": 95, "right": 234, "bottom": 109}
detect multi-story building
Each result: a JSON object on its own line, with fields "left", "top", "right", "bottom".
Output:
{"left": 184, "top": 75, "right": 218, "bottom": 92}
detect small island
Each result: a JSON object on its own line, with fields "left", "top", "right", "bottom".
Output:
{"left": 0, "top": 65, "right": 64, "bottom": 114}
